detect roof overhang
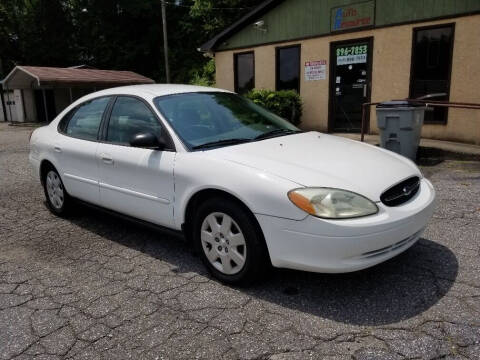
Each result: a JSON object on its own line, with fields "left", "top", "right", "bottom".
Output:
{"left": 2, "top": 66, "right": 155, "bottom": 90}
{"left": 199, "top": 0, "right": 285, "bottom": 52}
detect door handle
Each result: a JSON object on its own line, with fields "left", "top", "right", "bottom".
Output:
{"left": 100, "top": 154, "right": 114, "bottom": 165}
{"left": 54, "top": 146, "right": 62, "bottom": 153}
{"left": 363, "top": 84, "right": 368, "bottom": 98}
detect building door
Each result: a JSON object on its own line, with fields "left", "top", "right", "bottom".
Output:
{"left": 329, "top": 38, "right": 373, "bottom": 133}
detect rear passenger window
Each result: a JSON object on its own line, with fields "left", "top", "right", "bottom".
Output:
{"left": 65, "top": 97, "right": 110, "bottom": 141}
{"left": 106, "top": 97, "right": 161, "bottom": 145}
{"left": 58, "top": 108, "right": 75, "bottom": 134}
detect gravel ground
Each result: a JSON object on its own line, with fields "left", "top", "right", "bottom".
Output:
{"left": 1, "top": 123, "right": 479, "bottom": 359}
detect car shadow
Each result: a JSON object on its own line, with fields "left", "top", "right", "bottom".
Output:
{"left": 66, "top": 202, "right": 458, "bottom": 327}
{"left": 245, "top": 240, "right": 457, "bottom": 325}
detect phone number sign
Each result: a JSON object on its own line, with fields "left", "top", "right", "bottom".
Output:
{"left": 336, "top": 45, "right": 368, "bottom": 65}
{"left": 336, "top": 45, "right": 367, "bottom": 57}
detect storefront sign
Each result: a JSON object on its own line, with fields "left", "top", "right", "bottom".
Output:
{"left": 331, "top": 1, "right": 374, "bottom": 32}
{"left": 336, "top": 45, "right": 368, "bottom": 65}
{"left": 305, "top": 60, "right": 327, "bottom": 81}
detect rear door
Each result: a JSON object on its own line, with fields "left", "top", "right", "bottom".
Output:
{"left": 56, "top": 96, "right": 112, "bottom": 205}
{"left": 97, "top": 96, "right": 175, "bottom": 227}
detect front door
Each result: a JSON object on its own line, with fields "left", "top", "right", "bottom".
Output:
{"left": 97, "top": 96, "right": 175, "bottom": 228}
{"left": 330, "top": 38, "right": 373, "bottom": 133}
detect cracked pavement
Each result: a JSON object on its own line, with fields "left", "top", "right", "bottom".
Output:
{"left": 0, "top": 123, "right": 479, "bottom": 359}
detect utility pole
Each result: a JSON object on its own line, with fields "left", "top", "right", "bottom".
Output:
{"left": 161, "top": 0, "right": 171, "bottom": 83}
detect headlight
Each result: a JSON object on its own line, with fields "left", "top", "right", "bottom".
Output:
{"left": 288, "top": 188, "right": 378, "bottom": 219}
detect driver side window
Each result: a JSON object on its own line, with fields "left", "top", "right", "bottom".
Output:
{"left": 106, "top": 96, "right": 161, "bottom": 145}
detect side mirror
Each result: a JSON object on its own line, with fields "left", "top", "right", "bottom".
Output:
{"left": 130, "top": 132, "right": 166, "bottom": 150}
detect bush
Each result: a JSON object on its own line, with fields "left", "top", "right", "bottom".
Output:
{"left": 190, "top": 58, "right": 216, "bottom": 87}
{"left": 244, "top": 89, "right": 303, "bottom": 126}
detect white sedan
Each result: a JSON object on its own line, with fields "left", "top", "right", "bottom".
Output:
{"left": 29, "top": 85, "right": 436, "bottom": 285}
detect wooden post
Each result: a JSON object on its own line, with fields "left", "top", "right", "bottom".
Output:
{"left": 42, "top": 89, "right": 49, "bottom": 123}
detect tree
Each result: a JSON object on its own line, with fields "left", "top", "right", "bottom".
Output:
{"left": 0, "top": 0, "right": 78, "bottom": 76}
{"left": 183, "top": 0, "right": 265, "bottom": 84}
{"left": 19, "top": 0, "right": 77, "bottom": 66}
{"left": 69, "top": 0, "right": 166, "bottom": 79}
{"left": 0, "top": 0, "right": 19, "bottom": 77}
{"left": 0, "top": 0, "right": 266, "bottom": 83}
{"left": 189, "top": 0, "right": 264, "bottom": 38}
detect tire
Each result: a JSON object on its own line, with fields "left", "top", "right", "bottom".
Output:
{"left": 193, "top": 197, "right": 269, "bottom": 286}
{"left": 43, "top": 167, "right": 71, "bottom": 216}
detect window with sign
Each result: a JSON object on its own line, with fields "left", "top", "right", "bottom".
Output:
{"left": 234, "top": 52, "right": 255, "bottom": 94}
{"left": 410, "top": 24, "right": 454, "bottom": 124}
{"left": 276, "top": 45, "right": 301, "bottom": 93}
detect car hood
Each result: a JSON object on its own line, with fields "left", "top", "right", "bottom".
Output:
{"left": 208, "top": 132, "right": 421, "bottom": 202}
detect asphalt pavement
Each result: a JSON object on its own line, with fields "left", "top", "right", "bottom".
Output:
{"left": 1, "top": 123, "right": 479, "bottom": 359}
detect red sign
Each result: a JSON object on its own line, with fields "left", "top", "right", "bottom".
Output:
{"left": 305, "top": 60, "right": 327, "bottom": 66}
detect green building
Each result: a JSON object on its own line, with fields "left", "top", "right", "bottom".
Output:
{"left": 202, "top": 0, "right": 480, "bottom": 144}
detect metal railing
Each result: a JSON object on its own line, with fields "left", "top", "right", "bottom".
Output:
{"left": 360, "top": 99, "right": 480, "bottom": 142}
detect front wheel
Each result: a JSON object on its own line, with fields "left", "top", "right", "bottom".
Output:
{"left": 194, "top": 197, "right": 269, "bottom": 285}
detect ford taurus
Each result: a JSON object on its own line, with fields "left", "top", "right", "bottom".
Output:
{"left": 29, "top": 85, "right": 436, "bottom": 285}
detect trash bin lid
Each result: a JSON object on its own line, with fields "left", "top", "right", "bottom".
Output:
{"left": 376, "top": 100, "right": 426, "bottom": 108}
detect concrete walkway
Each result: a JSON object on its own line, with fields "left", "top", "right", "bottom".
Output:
{"left": 335, "top": 133, "right": 480, "bottom": 158}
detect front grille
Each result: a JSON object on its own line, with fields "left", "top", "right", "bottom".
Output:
{"left": 381, "top": 176, "right": 420, "bottom": 207}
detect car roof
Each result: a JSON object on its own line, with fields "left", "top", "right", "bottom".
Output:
{"left": 85, "top": 84, "right": 233, "bottom": 101}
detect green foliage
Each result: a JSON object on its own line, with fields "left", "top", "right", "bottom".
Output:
{"left": 245, "top": 89, "right": 303, "bottom": 126}
{"left": 189, "top": 0, "right": 263, "bottom": 38}
{"left": 186, "top": 0, "right": 264, "bottom": 84}
{"left": 190, "top": 58, "right": 215, "bottom": 86}
{"left": 0, "top": 0, "right": 266, "bottom": 83}
{"left": 0, "top": 0, "right": 76, "bottom": 77}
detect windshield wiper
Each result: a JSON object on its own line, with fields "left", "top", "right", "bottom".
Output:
{"left": 192, "top": 130, "right": 303, "bottom": 150}
{"left": 192, "top": 138, "right": 252, "bottom": 150}
{"left": 253, "top": 129, "right": 302, "bottom": 141}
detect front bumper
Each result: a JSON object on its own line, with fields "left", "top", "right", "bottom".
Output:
{"left": 256, "top": 178, "right": 436, "bottom": 273}
{"left": 29, "top": 153, "right": 41, "bottom": 182}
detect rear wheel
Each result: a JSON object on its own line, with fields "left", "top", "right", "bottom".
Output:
{"left": 43, "top": 168, "right": 71, "bottom": 216}
{"left": 194, "top": 197, "right": 268, "bottom": 285}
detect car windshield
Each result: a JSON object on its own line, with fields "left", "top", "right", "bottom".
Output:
{"left": 154, "top": 92, "right": 299, "bottom": 149}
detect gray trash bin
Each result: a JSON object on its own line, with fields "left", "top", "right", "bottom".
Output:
{"left": 376, "top": 101, "right": 426, "bottom": 161}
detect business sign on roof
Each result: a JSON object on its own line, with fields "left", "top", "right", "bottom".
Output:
{"left": 331, "top": 1, "right": 375, "bottom": 32}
